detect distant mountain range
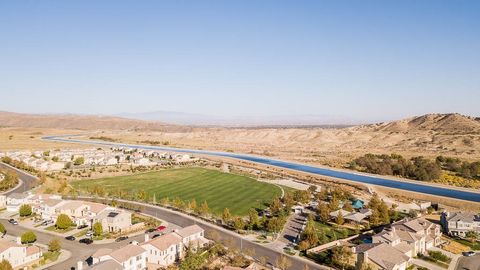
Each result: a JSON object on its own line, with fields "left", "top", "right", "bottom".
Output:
{"left": 118, "top": 110, "right": 362, "bottom": 127}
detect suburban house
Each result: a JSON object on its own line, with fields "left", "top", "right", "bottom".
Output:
{"left": 440, "top": 211, "right": 480, "bottom": 237}
{"left": 89, "top": 244, "right": 147, "bottom": 270}
{"left": 0, "top": 239, "right": 43, "bottom": 269}
{"left": 356, "top": 216, "right": 441, "bottom": 270}
{"left": 142, "top": 233, "right": 182, "bottom": 267}
{"left": 6, "top": 193, "right": 32, "bottom": 212}
{"left": 354, "top": 243, "right": 409, "bottom": 270}
{"left": 141, "top": 225, "right": 208, "bottom": 268}
{"left": 93, "top": 210, "right": 132, "bottom": 233}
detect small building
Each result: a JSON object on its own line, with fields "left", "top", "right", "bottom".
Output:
{"left": 351, "top": 199, "right": 364, "bottom": 210}
{"left": 90, "top": 244, "right": 147, "bottom": 270}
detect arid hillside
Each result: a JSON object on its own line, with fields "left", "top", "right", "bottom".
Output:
{"left": 0, "top": 111, "right": 190, "bottom": 132}
{"left": 97, "top": 113, "right": 480, "bottom": 167}
{"left": 1, "top": 111, "right": 479, "bottom": 167}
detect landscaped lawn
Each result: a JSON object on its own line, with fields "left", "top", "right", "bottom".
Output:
{"left": 45, "top": 225, "right": 75, "bottom": 233}
{"left": 313, "top": 221, "right": 357, "bottom": 243}
{"left": 72, "top": 167, "right": 282, "bottom": 216}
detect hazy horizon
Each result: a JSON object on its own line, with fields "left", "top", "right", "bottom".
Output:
{"left": 1, "top": 1, "right": 479, "bottom": 121}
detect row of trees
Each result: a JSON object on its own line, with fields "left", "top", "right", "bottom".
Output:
{"left": 0, "top": 169, "right": 19, "bottom": 192}
{"left": 350, "top": 154, "right": 441, "bottom": 181}
{"left": 436, "top": 156, "right": 480, "bottom": 179}
{"left": 1, "top": 157, "right": 37, "bottom": 173}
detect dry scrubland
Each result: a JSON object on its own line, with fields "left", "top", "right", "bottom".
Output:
{"left": 0, "top": 127, "right": 87, "bottom": 151}
{"left": 95, "top": 113, "right": 480, "bottom": 167}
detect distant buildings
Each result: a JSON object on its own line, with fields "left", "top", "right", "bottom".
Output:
{"left": 441, "top": 211, "right": 480, "bottom": 237}
{"left": 1, "top": 147, "right": 197, "bottom": 172}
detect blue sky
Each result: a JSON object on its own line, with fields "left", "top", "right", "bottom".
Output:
{"left": 0, "top": 1, "right": 479, "bottom": 122}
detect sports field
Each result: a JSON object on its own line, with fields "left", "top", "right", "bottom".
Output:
{"left": 72, "top": 167, "right": 282, "bottom": 216}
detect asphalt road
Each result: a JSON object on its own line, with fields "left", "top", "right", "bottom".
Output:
{"left": 0, "top": 162, "right": 37, "bottom": 195}
{"left": 2, "top": 163, "right": 328, "bottom": 269}
{"left": 76, "top": 197, "right": 329, "bottom": 270}
{"left": 1, "top": 219, "right": 148, "bottom": 270}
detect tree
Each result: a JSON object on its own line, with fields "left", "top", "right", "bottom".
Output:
{"left": 248, "top": 208, "right": 260, "bottom": 230}
{"left": 136, "top": 190, "right": 148, "bottom": 201}
{"left": 55, "top": 214, "right": 73, "bottom": 229}
{"left": 21, "top": 231, "right": 37, "bottom": 244}
{"left": 302, "top": 216, "right": 318, "bottom": 246}
{"left": 197, "top": 201, "right": 210, "bottom": 216}
{"left": 19, "top": 204, "right": 32, "bottom": 217}
{"left": 316, "top": 203, "right": 330, "bottom": 223}
{"left": 73, "top": 157, "right": 84, "bottom": 166}
{"left": 222, "top": 208, "right": 231, "bottom": 224}
{"left": 0, "top": 260, "right": 13, "bottom": 270}
{"left": 276, "top": 255, "right": 292, "bottom": 270}
{"left": 233, "top": 217, "right": 245, "bottom": 231}
{"left": 336, "top": 212, "right": 344, "bottom": 225}
{"left": 343, "top": 202, "right": 353, "bottom": 212}
{"left": 93, "top": 222, "right": 103, "bottom": 237}
{"left": 267, "top": 217, "right": 284, "bottom": 236}
{"left": 283, "top": 192, "right": 295, "bottom": 210}
{"left": 330, "top": 195, "right": 340, "bottom": 211}
{"left": 466, "top": 231, "right": 478, "bottom": 243}
{"left": 270, "top": 197, "right": 283, "bottom": 215}
{"left": 332, "top": 246, "right": 352, "bottom": 269}
{"left": 378, "top": 201, "right": 390, "bottom": 224}
{"left": 0, "top": 223, "right": 6, "bottom": 235}
{"left": 179, "top": 247, "right": 204, "bottom": 270}
{"left": 298, "top": 240, "right": 310, "bottom": 252}
{"left": 188, "top": 199, "right": 197, "bottom": 212}
{"left": 369, "top": 210, "right": 381, "bottom": 226}
{"left": 48, "top": 239, "right": 61, "bottom": 252}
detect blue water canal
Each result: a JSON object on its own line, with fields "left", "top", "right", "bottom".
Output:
{"left": 43, "top": 135, "right": 480, "bottom": 203}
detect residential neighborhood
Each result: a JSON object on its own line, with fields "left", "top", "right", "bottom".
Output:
{"left": 0, "top": 147, "right": 197, "bottom": 172}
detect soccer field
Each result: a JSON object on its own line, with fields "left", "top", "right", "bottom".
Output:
{"left": 72, "top": 167, "right": 282, "bottom": 216}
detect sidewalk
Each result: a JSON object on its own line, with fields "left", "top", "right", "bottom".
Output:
{"left": 412, "top": 258, "right": 445, "bottom": 270}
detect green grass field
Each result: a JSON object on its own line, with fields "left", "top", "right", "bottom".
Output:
{"left": 72, "top": 167, "right": 282, "bottom": 216}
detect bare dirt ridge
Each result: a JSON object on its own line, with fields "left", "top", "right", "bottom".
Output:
{"left": 0, "top": 111, "right": 191, "bottom": 132}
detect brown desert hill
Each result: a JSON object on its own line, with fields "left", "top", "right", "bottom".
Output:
{"left": 94, "top": 113, "right": 480, "bottom": 167}
{"left": 0, "top": 111, "right": 192, "bottom": 132}
{"left": 359, "top": 113, "right": 480, "bottom": 134}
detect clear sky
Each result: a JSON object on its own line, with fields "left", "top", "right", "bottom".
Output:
{"left": 0, "top": 1, "right": 479, "bottom": 121}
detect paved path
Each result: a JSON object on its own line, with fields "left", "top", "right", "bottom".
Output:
{"left": 412, "top": 258, "right": 446, "bottom": 270}
{"left": 0, "top": 162, "right": 38, "bottom": 195}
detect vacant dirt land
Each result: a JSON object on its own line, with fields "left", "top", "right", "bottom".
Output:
{"left": 0, "top": 127, "right": 89, "bottom": 151}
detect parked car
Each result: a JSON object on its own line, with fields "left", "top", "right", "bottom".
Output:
{"left": 8, "top": 219, "right": 18, "bottom": 225}
{"left": 79, "top": 238, "right": 93, "bottom": 245}
{"left": 463, "top": 251, "right": 476, "bottom": 257}
{"left": 85, "top": 231, "right": 93, "bottom": 237}
{"left": 152, "top": 234, "right": 161, "bottom": 239}
{"left": 77, "top": 224, "right": 88, "bottom": 229}
{"left": 156, "top": 225, "right": 167, "bottom": 231}
{"left": 145, "top": 228, "right": 156, "bottom": 233}
{"left": 115, "top": 236, "right": 129, "bottom": 242}
{"left": 65, "top": 236, "right": 76, "bottom": 241}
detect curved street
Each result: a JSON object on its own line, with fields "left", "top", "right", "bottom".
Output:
{"left": 2, "top": 163, "right": 327, "bottom": 270}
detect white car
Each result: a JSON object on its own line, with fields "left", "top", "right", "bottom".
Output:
{"left": 85, "top": 231, "right": 93, "bottom": 237}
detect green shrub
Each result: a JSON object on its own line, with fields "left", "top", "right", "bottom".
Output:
{"left": 21, "top": 231, "right": 37, "bottom": 244}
